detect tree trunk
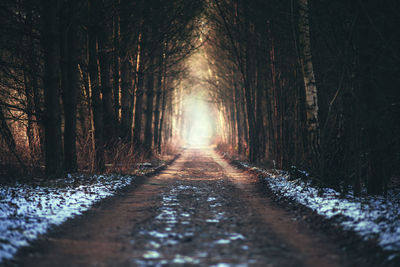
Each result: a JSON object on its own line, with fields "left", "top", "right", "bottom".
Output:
{"left": 60, "top": 0, "right": 69, "bottom": 162}
{"left": 133, "top": 33, "right": 145, "bottom": 151}
{"left": 31, "top": 49, "right": 45, "bottom": 157}
{"left": 0, "top": 104, "right": 27, "bottom": 171}
{"left": 298, "top": 0, "right": 320, "bottom": 164}
{"left": 98, "top": 5, "right": 116, "bottom": 145}
{"left": 356, "top": 7, "right": 387, "bottom": 194}
{"left": 267, "top": 21, "right": 280, "bottom": 166}
{"left": 61, "top": 0, "right": 79, "bottom": 172}
{"left": 229, "top": 99, "right": 236, "bottom": 150}
{"left": 78, "top": 64, "right": 90, "bottom": 140}
{"left": 119, "top": 3, "right": 132, "bottom": 142}
{"left": 0, "top": 105, "right": 16, "bottom": 151}
{"left": 167, "top": 95, "right": 173, "bottom": 141}
{"left": 144, "top": 57, "right": 155, "bottom": 155}
{"left": 153, "top": 50, "right": 163, "bottom": 152}
{"left": 255, "top": 53, "right": 266, "bottom": 160}
{"left": 88, "top": 0, "right": 105, "bottom": 172}
{"left": 119, "top": 54, "right": 132, "bottom": 142}
{"left": 233, "top": 75, "right": 242, "bottom": 155}
{"left": 25, "top": 9, "right": 44, "bottom": 159}
{"left": 158, "top": 82, "right": 167, "bottom": 153}
{"left": 23, "top": 71, "right": 36, "bottom": 159}
{"left": 113, "top": 1, "right": 120, "bottom": 135}
{"left": 41, "top": 0, "right": 64, "bottom": 178}
{"left": 244, "top": 7, "right": 257, "bottom": 162}
{"left": 240, "top": 85, "right": 248, "bottom": 148}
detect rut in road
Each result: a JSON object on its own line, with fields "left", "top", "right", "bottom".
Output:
{"left": 15, "top": 148, "right": 346, "bottom": 267}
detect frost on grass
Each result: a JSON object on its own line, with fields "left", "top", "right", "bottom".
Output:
{"left": 0, "top": 174, "right": 133, "bottom": 262}
{"left": 238, "top": 162, "right": 400, "bottom": 261}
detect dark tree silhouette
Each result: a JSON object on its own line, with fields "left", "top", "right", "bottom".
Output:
{"left": 1, "top": 0, "right": 399, "bottom": 195}
{"left": 41, "top": 0, "right": 64, "bottom": 177}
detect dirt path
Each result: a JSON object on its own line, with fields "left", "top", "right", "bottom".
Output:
{"left": 14, "top": 148, "right": 349, "bottom": 266}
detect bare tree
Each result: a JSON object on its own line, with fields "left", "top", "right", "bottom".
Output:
{"left": 41, "top": 0, "right": 64, "bottom": 177}
{"left": 298, "top": 0, "right": 320, "bottom": 164}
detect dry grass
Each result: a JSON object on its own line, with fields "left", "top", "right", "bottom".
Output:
{"left": 0, "top": 140, "right": 44, "bottom": 183}
{"left": 1, "top": 134, "right": 183, "bottom": 181}
{"left": 162, "top": 141, "right": 181, "bottom": 156}
{"left": 105, "top": 141, "right": 143, "bottom": 173}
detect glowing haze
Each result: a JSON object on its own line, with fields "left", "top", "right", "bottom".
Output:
{"left": 179, "top": 48, "right": 217, "bottom": 147}
{"left": 183, "top": 96, "right": 213, "bottom": 145}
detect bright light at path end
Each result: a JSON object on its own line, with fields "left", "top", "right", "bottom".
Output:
{"left": 184, "top": 98, "right": 213, "bottom": 146}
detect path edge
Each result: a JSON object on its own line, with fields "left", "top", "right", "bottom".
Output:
{"left": 6, "top": 153, "right": 181, "bottom": 266}
{"left": 217, "top": 150, "right": 396, "bottom": 267}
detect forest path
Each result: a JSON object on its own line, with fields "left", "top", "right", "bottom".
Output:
{"left": 15, "top": 148, "right": 347, "bottom": 266}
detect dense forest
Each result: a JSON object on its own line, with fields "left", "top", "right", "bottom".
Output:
{"left": 1, "top": 0, "right": 400, "bottom": 195}
{"left": 0, "top": 0, "right": 204, "bottom": 176}
{"left": 204, "top": 0, "right": 400, "bottom": 195}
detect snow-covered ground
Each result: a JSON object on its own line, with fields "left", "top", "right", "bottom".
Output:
{"left": 238, "top": 161, "right": 400, "bottom": 262}
{"left": 0, "top": 174, "right": 135, "bottom": 263}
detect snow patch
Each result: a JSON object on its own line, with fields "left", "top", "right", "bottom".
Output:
{"left": 237, "top": 161, "right": 400, "bottom": 261}
{"left": 0, "top": 174, "right": 133, "bottom": 263}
